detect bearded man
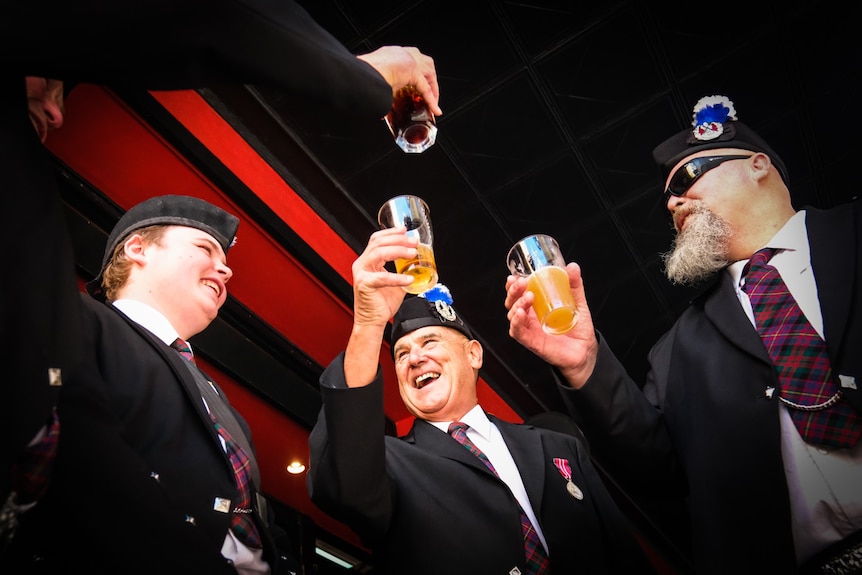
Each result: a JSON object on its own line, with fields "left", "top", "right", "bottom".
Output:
{"left": 505, "top": 95, "right": 862, "bottom": 575}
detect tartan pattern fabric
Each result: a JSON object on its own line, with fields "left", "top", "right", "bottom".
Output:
{"left": 214, "top": 422, "right": 262, "bottom": 548}
{"left": 171, "top": 338, "right": 263, "bottom": 548}
{"left": 742, "top": 248, "right": 860, "bottom": 448}
{"left": 448, "top": 422, "right": 549, "bottom": 575}
{"left": 12, "top": 406, "right": 60, "bottom": 505}
{"left": 170, "top": 337, "right": 196, "bottom": 363}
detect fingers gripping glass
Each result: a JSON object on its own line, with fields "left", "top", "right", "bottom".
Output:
{"left": 663, "top": 155, "right": 752, "bottom": 203}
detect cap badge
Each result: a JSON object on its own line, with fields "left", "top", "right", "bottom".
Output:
{"left": 435, "top": 299, "right": 457, "bottom": 321}
{"left": 419, "top": 284, "right": 458, "bottom": 322}
{"left": 691, "top": 95, "right": 738, "bottom": 142}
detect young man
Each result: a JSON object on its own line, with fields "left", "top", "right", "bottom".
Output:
{"left": 307, "top": 226, "right": 656, "bottom": 575}
{"left": 2, "top": 194, "right": 288, "bottom": 574}
{"left": 506, "top": 95, "right": 862, "bottom": 574}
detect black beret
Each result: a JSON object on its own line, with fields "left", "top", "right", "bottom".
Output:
{"left": 87, "top": 195, "right": 239, "bottom": 300}
{"left": 390, "top": 285, "right": 474, "bottom": 352}
{"left": 652, "top": 95, "right": 789, "bottom": 185}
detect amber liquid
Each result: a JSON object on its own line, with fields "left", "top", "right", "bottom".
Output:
{"left": 395, "top": 243, "right": 438, "bottom": 294}
{"left": 526, "top": 266, "right": 578, "bottom": 334}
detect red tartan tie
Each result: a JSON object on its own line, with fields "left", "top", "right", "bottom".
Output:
{"left": 448, "top": 422, "right": 549, "bottom": 575}
{"left": 742, "top": 249, "right": 861, "bottom": 448}
{"left": 171, "top": 338, "right": 262, "bottom": 548}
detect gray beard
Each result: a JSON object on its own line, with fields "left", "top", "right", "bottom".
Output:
{"left": 661, "top": 203, "right": 733, "bottom": 286}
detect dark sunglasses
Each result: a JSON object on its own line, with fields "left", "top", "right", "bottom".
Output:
{"left": 663, "top": 154, "right": 752, "bottom": 203}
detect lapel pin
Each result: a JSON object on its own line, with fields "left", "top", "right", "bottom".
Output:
{"left": 839, "top": 375, "right": 857, "bottom": 390}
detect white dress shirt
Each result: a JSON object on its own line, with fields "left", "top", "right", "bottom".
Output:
{"left": 431, "top": 405, "right": 550, "bottom": 554}
{"left": 726, "top": 211, "right": 862, "bottom": 563}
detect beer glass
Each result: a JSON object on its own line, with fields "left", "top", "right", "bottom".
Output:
{"left": 507, "top": 234, "right": 578, "bottom": 335}
{"left": 384, "top": 85, "right": 437, "bottom": 153}
{"left": 377, "top": 195, "right": 438, "bottom": 294}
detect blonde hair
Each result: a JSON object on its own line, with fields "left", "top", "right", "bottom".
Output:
{"left": 101, "top": 225, "right": 166, "bottom": 301}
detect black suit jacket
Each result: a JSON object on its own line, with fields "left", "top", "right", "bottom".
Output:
{"left": 308, "top": 353, "right": 656, "bottom": 575}
{"left": 563, "top": 201, "right": 862, "bottom": 574}
{"left": 5, "top": 295, "right": 271, "bottom": 573}
{"left": 1, "top": 0, "right": 390, "bottom": 510}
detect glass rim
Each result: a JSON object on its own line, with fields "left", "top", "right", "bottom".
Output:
{"left": 377, "top": 195, "right": 431, "bottom": 229}
{"left": 506, "top": 233, "right": 562, "bottom": 274}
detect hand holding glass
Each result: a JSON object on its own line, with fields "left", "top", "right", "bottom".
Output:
{"left": 384, "top": 85, "right": 437, "bottom": 153}
{"left": 507, "top": 234, "right": 578, "bottom": 335}
{"left": 377, "top": 195, "right": 438, "bottom": 294}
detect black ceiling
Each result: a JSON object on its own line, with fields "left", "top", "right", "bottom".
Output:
{"left": 198, "top": 0, "right": 859, "bottom": 418}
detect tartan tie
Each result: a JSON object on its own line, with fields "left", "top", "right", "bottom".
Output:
{"left": 171, "top": 338, "right": 263, "bottom": 547}
{"left": 12, "top": 406, "right": 60, "bottom": 505}
{"left": 1, "top": 407, "right": 60, "bottom": 546}
{"left": 171, "top": 337, "right": 196, "bottom": 363}
{"left": 448, "top": 422, "right": 549, "bottom": 575}
{"left": 742, "top": 248, "right": 861, "bottom": 448}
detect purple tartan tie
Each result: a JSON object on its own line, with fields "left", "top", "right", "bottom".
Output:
{"left": 448, "top": 422, "right": 550, "bottom": 575}
{"left": 171, "top": 338, "right": 262, "bottom": 548}
{"left": 742, "top": 249, "right": 861, "bottom": 448}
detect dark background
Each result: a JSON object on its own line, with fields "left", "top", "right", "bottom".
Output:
{"left": 217, "top": 0, "right": 858, "bottom": 416}
{"left": 56, "top": 0, "right": 859, "bottom": 571}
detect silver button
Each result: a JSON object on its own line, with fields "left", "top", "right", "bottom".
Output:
{"left": 48, "top": 368, "right": 63, "bottom": 387}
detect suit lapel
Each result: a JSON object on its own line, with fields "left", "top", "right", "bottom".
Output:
{"left": 705, "top": 206, "right": 854, "bottom": 363}
{"left": 106, "top": 304, "right": 223, "bottom": 437}
{"left": 704, "top": 272, "right": 771, "bottom": 364}
{"left": 806, "top": 204, "right": 862, "bottom": 411}
{"left": 409, "top": 419, "right": 496, "bottom": 477}
{"left": 492, "top": 416, "right": 546, "bottom": 518}
{"left": 807, "top": 205, "right": 853, "bottom": 358}
{"left": 410, "top": 416, "right": 546, "bottom": 498}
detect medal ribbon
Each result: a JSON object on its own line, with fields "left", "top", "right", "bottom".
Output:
{"left": 553, "top": 457, "right": 572, "bottom": 481}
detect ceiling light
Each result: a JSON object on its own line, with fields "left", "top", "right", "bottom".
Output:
{"left": 286, "top": 461, "right": 306, "bottom": 474}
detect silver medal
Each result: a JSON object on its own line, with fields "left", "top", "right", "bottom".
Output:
{"left": 566, "top": 480, "right": 583, "bottom": 500}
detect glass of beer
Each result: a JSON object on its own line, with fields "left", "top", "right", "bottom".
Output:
{"left": 384, "top": 85, "right": 437, "bottom": 153}
{"left": 377, "top": 195, "right": 438, "bottom": 294}
{"left": 506, "top": 234, "right": 578, "bottom": 335}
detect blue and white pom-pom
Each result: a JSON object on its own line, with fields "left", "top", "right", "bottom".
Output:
{"left": 690, "top": 95, "right": 737, "bottom": 141}
{"left": 418, "top": 283, "right": 453, "bottom": 305}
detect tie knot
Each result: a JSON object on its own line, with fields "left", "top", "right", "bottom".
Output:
{"left": 171, "top": 337, "right": 195, "bottom": 363}
{"left": 743, "top": 247, "right": 777, "bottom": 277}
{"left": 448, "top": 421, "right": 468, "bottom": 436}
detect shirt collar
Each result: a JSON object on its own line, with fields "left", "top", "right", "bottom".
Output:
{"left": 429, "top": 404, "right": 487, "bottom": 437}
{"left": 727, "top": 210, "right": 806, "bottom": 286}
{"left": 112, "top": 299, "right": 181, "bottom": 347}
